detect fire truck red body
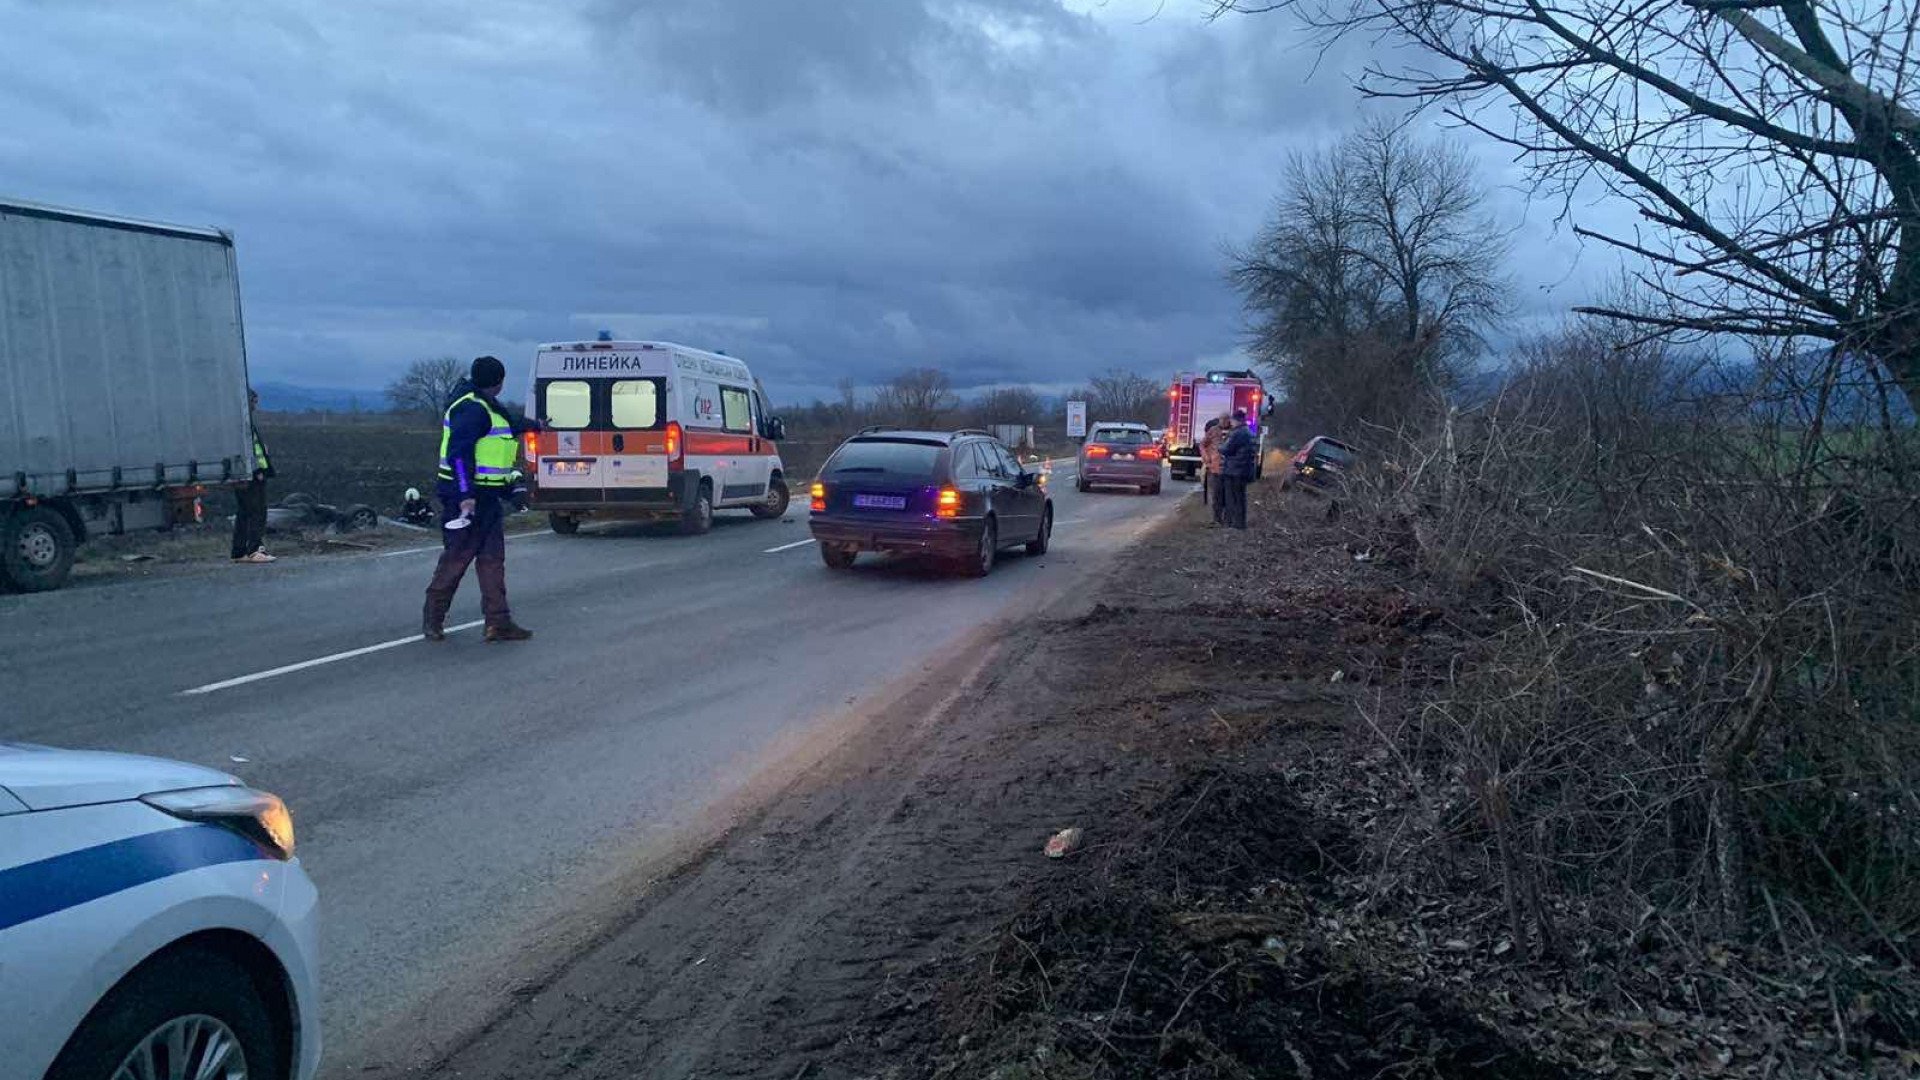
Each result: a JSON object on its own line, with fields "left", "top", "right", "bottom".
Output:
{"left": 1164, "top": 370, "right": 1267, "bottom": 481}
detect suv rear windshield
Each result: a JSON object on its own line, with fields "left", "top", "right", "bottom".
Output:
{"left": 1091, "top": 428, "right": 1152, "bottom": 445}
{"left": 824, "top": 438, "right": 945, "bottom": 478}
{"left": 1311, "top": 441, "right": 1356, "bottom": 464}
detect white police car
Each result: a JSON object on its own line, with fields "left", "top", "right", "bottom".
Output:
{"left": 0, "top": 744, "right": 320, "bottom": 1080}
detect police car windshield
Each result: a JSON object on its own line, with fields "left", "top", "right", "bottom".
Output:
{"left": 826, "top": 439, "right": 944, "bottom": 478}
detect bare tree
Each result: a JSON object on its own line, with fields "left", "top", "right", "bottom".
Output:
{"left": 385, "top": 356, "right": 466, "bottom": 416}
{"left": 1231, "top": 121, "right": 1506, "bottom": 431}
{"left": 1212, "top": 0, "right": 1920, "bottom": 414}
{"left": 1085, "top": 368, "right": 1167, "bottom": 424}
{"left": 971, "top": 385, "right": 1046, "bottom": 427}
{"left": 872, "top": 367, "right": 957, "bottom": 427}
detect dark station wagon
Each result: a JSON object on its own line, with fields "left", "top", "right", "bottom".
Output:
{"left": 808, "top": 428, "right": 1053, "bottom": 577}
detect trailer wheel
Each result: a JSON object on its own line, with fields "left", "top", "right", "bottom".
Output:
{"left": 2, "top": 506, "right": 77, "bottom": 592}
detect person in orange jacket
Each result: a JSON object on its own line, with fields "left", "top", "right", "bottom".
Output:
{"left": 1201, "top": 414, "right": 1229, "bottom": 526}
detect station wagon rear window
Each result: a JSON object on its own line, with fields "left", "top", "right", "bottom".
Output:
{"left": 1091, "top": 428, "right": 1151, "bottom": 445}
{"left": 825, "top": 439, "right": 944, "bottom": 478}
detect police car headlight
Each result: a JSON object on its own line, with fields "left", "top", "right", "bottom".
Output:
{"left": 143, "top": 786, "right": 296, "bottom": 860}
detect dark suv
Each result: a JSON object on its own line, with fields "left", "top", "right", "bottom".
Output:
{"left": 808, "top": 428, "right": 1053, "bottom": 576}
{"left": 1282, "top": 435, "right": 1358, "bottom": 491}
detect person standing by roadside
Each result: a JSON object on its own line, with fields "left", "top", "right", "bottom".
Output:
{"left": 230, "top": 388, "right": 275, "bottom": 563}
{"left": 1201, "top": 414, "right": 1229, "bottom": 526}
{"left": 1220, "top": 409, "right": 1257, "bottom": 530}
{"left": 422, "top": 356, "right": 538, "bottom": 643}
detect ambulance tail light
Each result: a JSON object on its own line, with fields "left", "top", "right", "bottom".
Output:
{"left": 666, "top": 421, "right": 683, "bottom": 466}
{"left": 522, "top": 431, "right": 539, "bottom": 464}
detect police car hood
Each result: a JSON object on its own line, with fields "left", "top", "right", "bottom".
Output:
{"left": 0, "top": 742, "right": 239, "bottom": 811}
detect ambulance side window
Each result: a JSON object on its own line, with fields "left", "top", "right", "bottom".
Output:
{"left": 543, "top": 380, "right": 592, "bottom": 429}
{"left": 720, "top": 387, "right": 752, "bottom": 433}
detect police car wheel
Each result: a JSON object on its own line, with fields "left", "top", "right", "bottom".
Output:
{"left": 46, "top": 944, "right": 287, "bottom": 1080}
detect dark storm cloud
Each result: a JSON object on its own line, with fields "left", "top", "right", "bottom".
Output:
{"left": 0, "top": 0, "right": 1608, "bottom": 403}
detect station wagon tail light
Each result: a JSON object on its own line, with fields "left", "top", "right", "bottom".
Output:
{"left": 1139, "top": 445, "right": 1162, "bottom": 460}
{"left": 665, "top": 421, "right": 683, "bottom": 465}
{"left": 936, "top": 486, "right": 962, "bottom": 518}
{"left": 1085, "top": 445, "right": 1110, "bottom": 458}
{"left": 810, "top": 481, "right": 826, "bottom": 512}
{"left": 143, "top": 785, "right": 296, "bottom": 860}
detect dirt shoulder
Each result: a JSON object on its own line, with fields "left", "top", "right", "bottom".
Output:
{"left": 407, "top": 479, "right": 1900, "bottom": 1080}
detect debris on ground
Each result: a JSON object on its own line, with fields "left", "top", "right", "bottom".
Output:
{"left": 1042, "top": 827, "right": 1084, "bottom": 859}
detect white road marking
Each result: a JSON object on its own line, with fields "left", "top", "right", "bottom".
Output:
{"left": 1057, "top": 517, "right": 1087, "bottom": 526}
{"left": 764, "top": 538, "right": 818, "bottom": 554}
{"left": 372, "top": 530, "right": 552, "bottom": 559}
{"left": 180, "top": 620, "right": 486, "bottom": 696}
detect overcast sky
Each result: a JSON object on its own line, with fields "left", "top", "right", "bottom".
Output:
{"left": 1, "top": 0, "right": 1611, "bottom": 403}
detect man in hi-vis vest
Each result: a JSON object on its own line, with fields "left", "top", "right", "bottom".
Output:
{"left": 423, "top": 355, "right": 538, "bottom": 642}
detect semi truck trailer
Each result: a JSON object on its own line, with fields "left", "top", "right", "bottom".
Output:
{"left": 1, "top": 198, "right": 256, "bottom": 591}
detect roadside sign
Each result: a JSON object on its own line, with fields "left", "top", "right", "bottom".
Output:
{"left": 1066, "top": 400, "right": 1087, "bottom": 438}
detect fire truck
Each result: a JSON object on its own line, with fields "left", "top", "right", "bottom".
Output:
{"left": 1164, "top": 370, "right": 1269, "bottom": 482}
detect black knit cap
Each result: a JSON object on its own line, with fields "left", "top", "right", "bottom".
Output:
{"left": 471, "top": 355, "right": 507, "bottom": 390}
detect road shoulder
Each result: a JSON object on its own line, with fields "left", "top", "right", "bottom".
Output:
{"left": 401, "top": 482, "right": 1545, "bottom": 1079}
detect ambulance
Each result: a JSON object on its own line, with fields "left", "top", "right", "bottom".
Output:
{"left": 523, "top": 339, "right": 789, "bottom": 535}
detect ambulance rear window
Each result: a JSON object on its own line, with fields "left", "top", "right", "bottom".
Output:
{"left": 545, "top": 381, "right": 591, "bottom": 429}
{"left": 612, "top": 380, "right": 661, "bottom": 428}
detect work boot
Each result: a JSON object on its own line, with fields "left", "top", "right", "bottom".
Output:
{"left": 484, "top": 622, "right": 533, "bottom": 643}
{"left": 422, "top": 617, "right": 446, "bottom": 643}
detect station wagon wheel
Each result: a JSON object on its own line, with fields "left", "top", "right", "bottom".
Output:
{"left": 820, "top": 542, "right": 857, "bottom": 570}
{"left": 1025, "top": 505, "right": 1052, "bottom": 556}
{"left": 966, "top": 518, "right": 997, "bottom": 578}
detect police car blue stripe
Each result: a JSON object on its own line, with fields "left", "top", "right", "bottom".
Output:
{"left": 0, "top": 824, "right": 267, "bottom": 933}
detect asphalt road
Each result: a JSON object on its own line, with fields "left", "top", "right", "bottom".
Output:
{"left": 0, "top": 465, "right": 1184, "bottom": 1074}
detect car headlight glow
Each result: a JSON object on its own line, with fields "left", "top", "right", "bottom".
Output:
{"left": 143, "top": 785, "right": 296, "bottom": 860}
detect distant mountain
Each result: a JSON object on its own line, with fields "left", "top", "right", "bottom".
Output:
{"left": 253, "top": 382, "right": 384, "bottom": 414}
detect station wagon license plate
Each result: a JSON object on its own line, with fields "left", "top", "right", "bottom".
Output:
{"left": 853, "top": 494, "right": 907, "bottom": 510}
{"left": 546, "top": 459, "right": 593, "bottom": 476}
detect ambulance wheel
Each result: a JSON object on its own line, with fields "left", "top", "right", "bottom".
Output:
{"left": 2, "top": 506, "right": 76, "bottom": 593}
{"left": 752, "top": 478, "right": 790, "bottom": 519}
{"left": 549, "top": 513, "right": 581, "bottom": 535}
{"left": 680, "top": 483, "right": 714, "bottom": 535}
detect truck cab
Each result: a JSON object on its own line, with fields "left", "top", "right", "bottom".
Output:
{"left": 1165, "top": 370, "right": 1269, "bottom": 482}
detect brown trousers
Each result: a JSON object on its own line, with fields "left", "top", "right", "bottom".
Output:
{"left": 423, "top": 496, "right": 510, "bottom": 627}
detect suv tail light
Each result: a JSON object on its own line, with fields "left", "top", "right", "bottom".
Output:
{"left": 936, "top": 486, "right": 962, "bottom": 519}
{"left": 1085, "top": 445, "right": 1110, "bottom": 458}
{"left": 1138, "top": 444, "right": 1162, "bottom": 460}
{"left": 666, "top": 421, "right": 684, "bottom": 467}
{"left": 810, "top": 481, "right": 826, "bottom": 512}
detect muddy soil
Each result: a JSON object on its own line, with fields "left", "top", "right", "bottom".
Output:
{"left": 404, "top": 481, "right": 1554, "bottom": 1080}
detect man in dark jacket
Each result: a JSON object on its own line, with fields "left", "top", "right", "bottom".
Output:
{"left": 231, "top": 388, "right": 275, "bottom": 563}
{"left": 1219, "top": 409, "right": 1258, "bottom": 530}
{"left": 422, "top": 356, "right": 539, "bottom": 642}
